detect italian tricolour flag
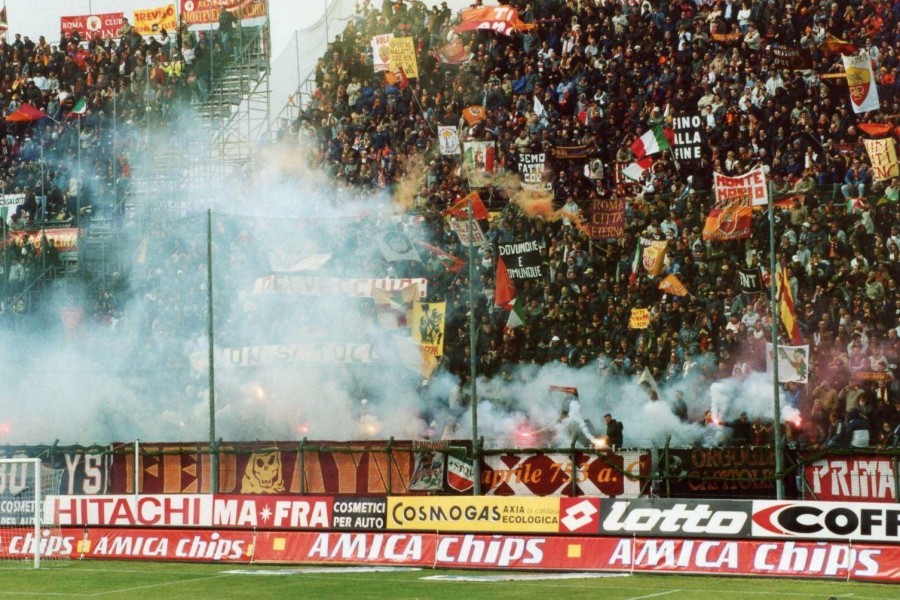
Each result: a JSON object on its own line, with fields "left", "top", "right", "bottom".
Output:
{"left": 630, "top": 124, "right": 674, "bottom": 160}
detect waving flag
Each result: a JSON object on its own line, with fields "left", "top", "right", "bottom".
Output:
{"left": 505, "top": 298, "right": 526, "bottom": 331}
{"left": 494, "top": 257, "right": 516, "bottom": 307}
{"left": 631, "top": 124, "right": 674, "bottom": 160}
{"left": 6, "top": 103, "right": 48, "bottom": 122}
{"left": 776, "top": 264, "right": 802, "bottom": 345}
{"left": 444, "top": 192, "right": 488, "bottom": 220}
{"left": 843, "top": 51, "right": 880, "bottom": 114}
{"left": 453, "top": 6, "right": 534, "bottom": 37}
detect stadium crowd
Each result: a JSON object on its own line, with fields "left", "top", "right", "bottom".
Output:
{"left": 3, "top": 0, "right": 900, "bottom": 450}
{"left": 288, "top": 0, "right": 900, "bottom": 448}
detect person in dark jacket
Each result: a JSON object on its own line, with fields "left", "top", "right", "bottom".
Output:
{"left": 729, "top": 412, "right": 753, "bottom": 446}
{"left": 604, "top": 413, "right": 623, "bottom": 449}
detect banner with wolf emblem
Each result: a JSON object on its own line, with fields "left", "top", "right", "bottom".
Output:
{"left": 110, "top": 442, "right": 421, "bottom": 495}
{"left": 843, "top": 51, "right": 880, "bottom": 114}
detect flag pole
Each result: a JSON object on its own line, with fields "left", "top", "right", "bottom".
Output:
{"left": 768, "top": 178, "right": 784, "bottom": 500}
{"left": 465, "top": 171, "right": 480, "bottom": 495}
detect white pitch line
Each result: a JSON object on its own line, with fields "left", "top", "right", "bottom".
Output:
{"left": 85, "top": 574, "right": 233, "bottom": 597}
{"left": 625, "top": 590, "right": 681, "bottom": 600}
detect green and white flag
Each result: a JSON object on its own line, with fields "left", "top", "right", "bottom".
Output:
{"left": 68, "top": 98, "right": 86, "bottom": 118}
{"left": 505, "top": 297, "right": 525, "bottom": 330}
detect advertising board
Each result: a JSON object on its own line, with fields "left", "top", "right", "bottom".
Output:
{"left": 6, "top": 529, "right": 900, "bottom": 581}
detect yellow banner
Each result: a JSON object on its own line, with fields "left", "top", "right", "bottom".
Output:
{"left": 386, "top": 496, "right": 560, "bottom": 533}
{"left": 133, "top": 4, "right": 176, "bottom": 35}
{"left": 412, "top": 301, "right": 445, "bottom": 358}
{"left": 864, "top": 137, "right": 899, "bottom": 182}
{"left": 388, "top": 36, "right": 419, "bottom": 80}
{"left": 629, "top": 308, "right": 650, "bottom": 329}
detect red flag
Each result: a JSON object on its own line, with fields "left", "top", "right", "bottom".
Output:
{"left": 444, "top": 192, "right": 489, "bottom": 220}
{"left": 494, "top": 257, "right": 516, "bottom": 307}
{"left": 6, "top": 103, "right": 49, "bottom": 122}
{"left": 819, "top": 34, "right": 857, "bottom": 55}
{"left": 857, "top": 122, "right": 893, "bottom": 138}
{"left": 453, "top": 6, "right": 534, "bottom": 37}
{"left": 413, "top": 240, "right": 465, "bottom": 273}
{"left": 776, "top": 264, "right": 803, "bottom": 345}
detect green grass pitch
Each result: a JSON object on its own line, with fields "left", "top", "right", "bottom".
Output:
{"left": 0, "top": 561, "right": 897, "bottom": 599}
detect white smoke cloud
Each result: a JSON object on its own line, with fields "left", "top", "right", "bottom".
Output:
{"left": 0, "top": 119, "right": 786, "bottom": 450}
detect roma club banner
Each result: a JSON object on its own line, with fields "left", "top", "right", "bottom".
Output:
{"left": 843, "top": 51, "right": 880, "bottom": 114}
{"left": 60, "top": 13, "right": 124, "bottom": 40}
{"left": 863, "top": 138, "right": 899, "bottom": 181}
{"left": 178, "top": 0, "right": 267, "bottom": 26}
{"left": 589, "top": 198, "right": 625, "bottom": 239}
{"left": 133, "top": 4, "right": 177, "bottom": 35}
{"left": 703, "top": 200, "right": 752, "bottom": 240}
{"left": 766, "top": 344, "right": 810, "bottom": 384}
{"left": 714, "top": 168, "right": 769, "bottom": 208}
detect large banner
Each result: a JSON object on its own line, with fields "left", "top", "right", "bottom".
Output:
{"left": 252, "top": 276, "right": 428, "bottom": 297}
{"left": 110, "top": 443, "right": 418, "bottom": 495}
{"left": 437, "top": 125, "right": 460, "bottom": 155}
{"left": 133, "top": 4, "right": 177, "bottom": 35}
{"left": 189, "top": 344, "right": 377, "bottom": 371}
{"left": 462, "top": 141, "right": 495, "bottom": 188}
{"left": 449, "top": 218, "right": 488, "bottom": 247}
{"left": 843, "top": 52, "right": 880, "bottom": 114}
{"left": 5, "top": 228, "right": 78, "bottom": 256}
{"left": 863, "top": 137, "right": 899, "bottom": 181}
{"left": 496, "top": 240, "right": 543, "bottom": 280}
{"left": 589, "top": 198, "right": 625, "bottom": 239}
{"left": 387, "top": 36, "right": 418, "bottom": 80}
{"left": 480, "top": 451, "right": 651, "bottom": 498}
{"left": 714, "top": 168, "right": 769, "bottom": 208}
{"left": 412, "top": 302, "right": 446, "bottom": 358}
{"left": 738, "top": 267, "right": 763, "bottom": 295}
{"left": 9, "top": 529, "right": 900, "bottom": 581}
{"left": 517, "top": 152, "right": 551, "bottom": 191}
{"left": 663, "top": 447, "right": 779, "bottom": 498}
{"left": 671, "top": 114, "right": 703, "bottom": 162}
{"left": 770, "top": 46, "right": 813, "bottom": 70}
{"left": 178, "top": 0, "right": 267, "bottom": 26}
{"left": 60, "top": 13, "right": 124, "bottom": 40}
{"left": 0, "top": 449, "right": 110, "bottom": 496}
{"left": 804, "top": 456, "right": 896, "bottom": 502}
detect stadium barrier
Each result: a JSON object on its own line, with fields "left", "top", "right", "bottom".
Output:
{"left": 3, "top": 442, "right": 900, "bottom": 501}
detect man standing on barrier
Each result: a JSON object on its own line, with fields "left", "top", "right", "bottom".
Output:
{"left": 604, "top": 413, "right": 623, "bottom": 450}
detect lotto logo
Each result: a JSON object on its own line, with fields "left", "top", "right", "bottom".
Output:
{"left": 559, "top": 498, "right": 599, "bottom": 533}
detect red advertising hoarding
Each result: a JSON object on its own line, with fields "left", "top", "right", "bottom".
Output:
{"left": 804, "top": 456, "right": 896, "bottom": 502}
{"left": 6, "top": 529, "right": 900, "bottom": 582}
{"left": 60, "top": 13, "right": 125, "bottom": 40}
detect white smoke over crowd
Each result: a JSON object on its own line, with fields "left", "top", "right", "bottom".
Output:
{"left": 0, "top": 117, "right": 786, "bottom": 449}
